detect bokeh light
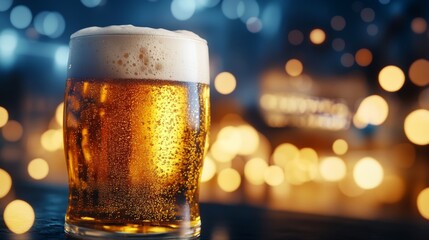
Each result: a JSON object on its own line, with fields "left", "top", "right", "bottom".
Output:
{"left": 238, "top": 0, "right": 259, "bottom": 23}
{"left": 244, "top": 157, "right": 268, "bottom": 185}
{"left": 341, "top": 53, "right": 354, "bottom": 67}
{"left": 0, "top": 29, "right": 18, "bottom": 66}
{"left": 80, "top": 0, "right": 102, "bottom": 8}
{"left": 355, "top": 48, "right": 373, "bottom": 67}
{"left": 0, "top": 0, "right": 13, "bottom": 12}
{"left": 246, "top": 17, "right": 263, "bottom": 33}
{"left": 28, "top": 158, "right": 49, "bottom": 180}
{"left": 285, "top": 59, "right": 303, "bottom": 77}
{"left": 404, "top": 109, "right": 429, "bottom": 145}
{"left": 10, "top": 5, "right": 32, "bottom": 29}
{"left": 331, "top": 16, "right": 346, "bottom": 31}
{"left": 367, "top": 24, "right": 378, "bottom": 36}
{"left": 319, "top": 156, "right": 346, "bottom": 182}
{"left": 55, "top": 46, "right": 69, "bottom": 67}
{"left": 272, "top": 143, "right": 299, "bottom": 166}
{"left": 0, "top": 106, "right": 9, "bottom": 127}
{"left": 44, "top": 12, "right": 66, "bottom": 38}
{"left": 378, "top": 65, "right": 405, "bottom": 92}
{"left": 196, "top": 0, "right": 221, "bottom": 8}
{"left": 218, "top": 168, "right": 241, "bottom": 192}
{"left": 264, "top": 165, "right": 284, "bottom": 186}
{"left": 56, "top": 102, "right": 64, "bottom": 126}
{"left": 283, "top": 147, "right": 319, "bottom": 185}
{"left": 210, "top": 141, "right": 237, "bottom": 163}
{"left": 41, "top": 129, "right": 63, "bottom": 151}
{"left": 332, "top": 38, "right": 345, "bottom": 52}
{"left": 236, "top": 124, "right": 259, "bottom": 155}
{"left": 201, "top": 156, "right": 216, "bottom": 182}
{"left": 214, "top": 72, "right": 237, "bottom": 95}
{"left": 288, "top": 29, "right": 304, "bottom": 46}
{"left": 171, "top": 0, "right": 196, "bottom": 21}
{"left": 0, "top": 168, "right": 12, "bottom": 198}
{"left": 332, "top": 139, "right": 348, "bottom": 155}
{"left": 216, "top": 126, "right": 241, "bottom": 154}
{"left": 417, "top": 188, "right": 429, "bottom": 220}
{"left": 411, "top": 17, "right": 427, "bottom": 34}
{"left": 221, "top": 0, "right": 240, "bottom": 20}
{"left": 34, "top": 11, "right": 66, "bottom": 38}
{"left": 261, "top": 2, "right": 281, "bottom": 37}
{"left": 355, "top": 95, "right": 389, "bottom": 126}
{"left": 353, "top": 157, "right": 384, "bottom": 190}
{"left": 352, "top": 113, "right": 368, "bottom": 129}
{"left": 360, "top": 8, "right": 375, "bottom": 22}
{"left": 1, "top": 120, "right": 23, "bottom": 142}
{"left": 3, "top": 200, "right": 35, "bottom": 234}
{"left": 309, "top": 28, "right": 326, "bottom": 45}
{"left": 408, "top": 59, "right": 429, "bottom": 87}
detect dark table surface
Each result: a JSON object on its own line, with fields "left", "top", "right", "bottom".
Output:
{"left": 1, "top": 183, "right": 429, "bottom": 240}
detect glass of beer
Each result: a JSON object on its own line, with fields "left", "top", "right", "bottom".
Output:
{"left": 63, "top": 25, "right": 209, "bottom": 239}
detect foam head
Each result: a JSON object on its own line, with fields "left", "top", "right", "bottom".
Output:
{"left": 68, "top": 25, "right": 209, "bottom": 84}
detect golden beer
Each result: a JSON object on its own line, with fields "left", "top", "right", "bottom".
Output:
{"left": 64, "top": 26, "right": 210, "bottom": 238}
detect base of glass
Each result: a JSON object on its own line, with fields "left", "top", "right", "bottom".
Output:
{"left": 64, "top": 221, "right": 201, "bottom": 239}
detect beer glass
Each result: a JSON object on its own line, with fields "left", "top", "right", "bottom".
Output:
{"left": 63, "top": 25, "right": 209, "bottom": 239}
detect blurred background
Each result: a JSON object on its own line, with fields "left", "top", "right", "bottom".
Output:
{"left": 1, "top": 0, "right": 429, "bottom": 234}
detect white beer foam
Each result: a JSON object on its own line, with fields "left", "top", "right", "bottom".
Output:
{"left": 68, "top": 25, "right": 209, "bottom": 84}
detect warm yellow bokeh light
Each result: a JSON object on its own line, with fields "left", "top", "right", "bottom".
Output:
{"left": 417, "top": 188, "right": 429, "bottom": 220}
{"left": 272, "top": 143, "right": 299, "bottom": 166}
{"left": 28, "top": 158, "right": 49, "bottom": 180}
{"left": 264, "top": 165, "right": 284, "bottom": 186}
{"left": 352, "top": 114, "right": 368, "bottom": 129}
{"left": 309, "top": 28, "right": 326, "bottom": 45}
{"left": 409, "top": 59, "right": 429, "bottom": 87}
{"left": 0, "top": 168, "right": 12, "bottom": 198}
{"left": 244, "top": 158, "right": 268, "bottom": 185}
{"left": 217, "top": 168, "right": 241, "bottom": 192}
{"left": 201, "top": 156, "right": 216, "bottom": 182}
{"left": 353, "top": 157, "right": 384, "bottom": 189}
{"left": 378, "top": 65, "right": 405, "bottom": 92}
{"left": 355, "top": 95, "right": 389, "bottom": 126}
{"left": 217, "top": 126, "right": 242, "bottom": 154}
{"left": 214, "top": 72, "right": 237, "bottom": 95}
{"left": 2, "top": 120, "right": 23, "bottom": 142}
{"left": 210, "top": 141, "right": 236, "bottom": 163}
{"left": 404, "top": 109, "right": 429, "bottom": 145}
{"left": 299, "top": 148, "right": 318, "bottom": 165}
{"left": 319, "top": 156, "right": 346, "bottom": 182}
{"left": 3, "top": 200, "right": 35, "bottom": 234}
{"left": 283, "top": 147, "right": 319, "bottom": 185}
{"left": 285, "top": 59, "right": 303, "bottom": 77}
{"left": 237, "top": 125, "right": 260, "bottom": 155}
{"left": 41, "top": 129, "right": 64, "bottom": 151}
{"left": 355, "top": 48, "right": 373, "bottom": 67}
{"left": 0, "top": 106, "right": 8, "bottom": 128}
{"left": 56, "top": 102, "right": 64, "bottom": 127}
{"left": 332, "top": 139, "right": 348, "bottom": 155}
